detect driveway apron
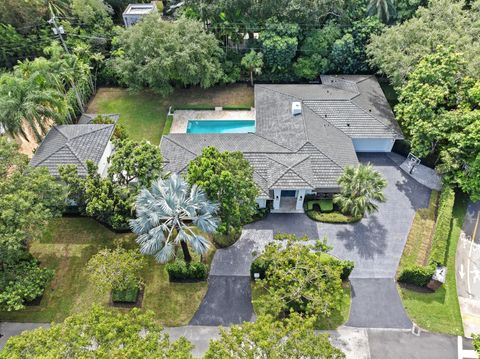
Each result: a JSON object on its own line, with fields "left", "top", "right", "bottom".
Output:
{"left": 189, "top": 230, "right": 272, "bottom": 326}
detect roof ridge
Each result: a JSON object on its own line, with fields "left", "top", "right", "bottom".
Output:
{"left": 299, "top": 141, "right": 344, "bottom": 171}
{"left": 68, "top": 124, "right": 114, "bottom": 140}
{"left": 162, "top": 136, "right": 198, "bottom": 156}
{"left": 250, "top": 132, "right": 294, "bottom": 152}
{"left": 65, "top": 143, "right": 89, "bottom": 172}
{"left": 266, "top": 153, "right": 315, "bottom": 188}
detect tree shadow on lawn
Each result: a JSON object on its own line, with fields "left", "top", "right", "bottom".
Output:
{"left": 334, "top": 216, "right": 388, "bottom": 260}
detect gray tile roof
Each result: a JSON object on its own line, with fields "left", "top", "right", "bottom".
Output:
{"left": 161, "top": 75, "right": 400, "bottom": 195}
{"left": 30, "top": 124, "right": 114, "bottom": 177}
{"left": 78, "top": 113, "right": 120, "bottom": 124}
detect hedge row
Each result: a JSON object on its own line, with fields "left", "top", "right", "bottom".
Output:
{"left": 398, "top": 265, "right": 436, "bottom": 287}
{"left": 165, "top": 261, "right": 208, "bottom": 282}
{"left": 429, "top": 187, "right": 455, "bottom": 266}
{"left": 222, "top": 105, "right": 252, "bottom": 110}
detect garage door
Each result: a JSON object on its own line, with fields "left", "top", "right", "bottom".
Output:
{"left": 352, "top": 138, "right": 394, "bottom": 153}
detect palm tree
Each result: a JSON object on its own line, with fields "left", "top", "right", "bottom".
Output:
{"left": 333, "top": 164, "right": 387, "bottom": 217}
{"left": 0, "top": 72, "right": 67, "bottom": 141}
{"left": 367, "top": 0, "right": 397, "bottom": 24}
{"left": 130, "top": 174, "right": 219, "bottom": 264}
{"left": 241, "top": 50, "right": 264, "bottom": 87}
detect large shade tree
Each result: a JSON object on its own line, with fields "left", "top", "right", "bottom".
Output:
{"left": 367, "top": 0, "right": 480, "bottom": 87}
{"left": 204, "top": 313, "right": 345, "bottom": 359}
{"left": 130, "top": 174, "right": 219, "bottom": 263}
{"left": 334, "top": 164, "right": 387, "bottom": 217}
{"left": 1, "top": 305, "right": 193, "bottom": 358}
{"left": 395, "top": 47, "right": 480, "bottom": 199}
{"left": 187, "top": 147, "right": 258, "bottom": 236}
{"left": 113, "top": 13, "right": 224, "bottom": 96}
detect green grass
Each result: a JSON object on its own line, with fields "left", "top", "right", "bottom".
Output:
{"left": 398, "top": 193, "right": 468, "bottom": 335}
{"left": 87, "top": 84, "right": 254, "bottom": 145}
{"left": 0, "top": 217, "right": 210, "bottom": 326}
{"left": 398, "top": 191, "right": 439, "bottom": 270}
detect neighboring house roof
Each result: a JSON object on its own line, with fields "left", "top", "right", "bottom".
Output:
{"left": 160, "top": 75, "right": 402, "bottom": 197}
{"left": 29, "top": 124, "right": 114, "bottom": 177}
{"left": 78, "top": 113, "right": 119, "bottom": 124}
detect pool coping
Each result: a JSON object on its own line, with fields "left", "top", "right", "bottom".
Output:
{"left": 170, "top": 109, "right": 256, "bottom": 134}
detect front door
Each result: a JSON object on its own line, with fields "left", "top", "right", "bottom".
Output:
{"left": 281, "top": 190, "right": 296, "bottom": 197}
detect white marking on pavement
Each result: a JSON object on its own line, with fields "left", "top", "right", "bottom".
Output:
{"left": 460, "top": 264, "right": 466, "bottom": 280}
{"left": 458, "top": 336, "right": 479, "bottom": 359}
{"left": 467, "top": 212, "right": 480, "bottom": 295}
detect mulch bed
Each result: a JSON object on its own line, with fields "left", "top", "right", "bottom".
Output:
{"left": 398, "top": 282, "right": 434, "bottom": 293}
{"left": 24, "top": 294, "right": 43, "bottom": 307}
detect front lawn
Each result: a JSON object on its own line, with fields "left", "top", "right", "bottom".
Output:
{"left": 398, "top": 193, "right": 467, "bottom": 335}
{"left": 0, "top": 217, "right": 210, "bottom": 326}
{"left": 87, "top": 84, "right": 254, "bottom": 144}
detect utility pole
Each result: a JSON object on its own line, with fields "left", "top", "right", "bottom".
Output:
{"left": 48, "top": 14, "right": 85, "bottom": 112}
{"left": 48, "top": 15, "right": 69, "bottom": 54}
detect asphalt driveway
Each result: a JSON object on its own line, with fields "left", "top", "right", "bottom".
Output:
{"left": 247, "top": 154, "right": 431, "bottom": 328}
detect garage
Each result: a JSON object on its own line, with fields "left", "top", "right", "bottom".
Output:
{"left": 352, "top": 138, "right": 395, "bottom": 153}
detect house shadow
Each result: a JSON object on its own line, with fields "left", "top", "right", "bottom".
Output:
{"left": 334, "top": 216, "right": 388, "bottom": 259}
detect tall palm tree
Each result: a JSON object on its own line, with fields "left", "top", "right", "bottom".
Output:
{"left": 130, "top": 174, "right": 219, "bottom": 264}
{"left": 333, "top": 164, "right": 387, "bottom": 217}
{"left": 367, "top": 0, "right": 397, "bottom": 24}
{"left": 0, "top": 72, "right": 67, "bottom": 141}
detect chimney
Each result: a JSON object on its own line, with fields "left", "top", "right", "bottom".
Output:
{"left": 292, "top": 102, "right": 302, "bottom": 116}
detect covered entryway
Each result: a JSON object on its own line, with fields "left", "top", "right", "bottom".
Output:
{"left": 271, "top": 189, "right": 308, "bottom": 213}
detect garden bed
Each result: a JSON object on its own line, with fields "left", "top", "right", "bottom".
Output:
{"left": 306, "top": 210, "right": 361, "bottom": 224}
{"left": 111, "top": 286, "right": 144, "bottom": 308}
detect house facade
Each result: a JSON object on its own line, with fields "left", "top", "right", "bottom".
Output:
{"left": 160, "top": 75, "right": 403, "bottom": 213}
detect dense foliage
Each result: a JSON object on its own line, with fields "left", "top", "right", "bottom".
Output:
{"left": 1, "top": 305, "right": 194, "bottom": 358}
{"left": 166, "top": 261, "right": 208, "bottom": 281}
{"left": 113, "top": 14, "right": 224, "bottom": 95}
{"left": 130, "top": 174, "right": 218, "bottom": 263}
{"left": 187, "top": 147, "right": 258, "bottom": 236}
{"left": 253, "top": 241, "right": 344, "bottom": 319}
{"left": 0, "top": 138, "right": 64, "bottom": 310}
{"left": 395, "top": 48, "right": 480, "bottom": 199}
{"left": 368, "top": 0, "right": 480, "bottom": 87}
{"left": 204, "top": 314, "right": 345, "bottom": 359}
{"left": 86, "top": 247, "right": 146, "bottom": 293}
{"left": 334, "top": 164, "right": 387, "bottom": 217}
{"left": 108, "top": 138, "right": 163, "bottom": 187}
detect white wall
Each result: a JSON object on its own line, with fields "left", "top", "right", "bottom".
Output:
{"left": 97, "top": 141, "right": 113, "bottom": 178}
{"left": 352, "top": 138, "right": 395, "bottom": 152}
{"left": 256, "top": 198, "right": 267, "bottom": 209}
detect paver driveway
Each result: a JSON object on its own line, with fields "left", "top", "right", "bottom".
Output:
{"left": 248, "top": 154, "right": 431, "bottom": 328}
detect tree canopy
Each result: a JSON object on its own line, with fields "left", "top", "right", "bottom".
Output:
{"left": 204, "top": 314, "right": 345, "bottom": 359}
{"left": 187, "top": 147, "right": 258, "bottom": 236}
{"left": 368, "top": 0, "right": 480, "bottom": 87}
{"left": 1, "top": 305, "right": 194, "bottom": 358}
{"left": 395, "top": 47, "right": 480, "bottom": 199}
{"left": 113, "top": 14, "right": 224, "bottom": 96}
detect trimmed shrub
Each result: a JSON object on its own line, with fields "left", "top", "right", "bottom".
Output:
{"left": 398, "top": 265, "right": 436, "bottom": 287}
{"left": 273, "top": 233, "right": 309, "bottom": 241}
{"left": 166, "top": 261, "right": 208, "bottom": 282}
{"left": 250, "top": 256, "right": 271, "bottom": 280}
{"left": 222, "top": 105, "right": 252, "bottom": 110}
{"left": 112, "top": 286, "right": 139, "bottom": 303}
{"left": 319, "top": 199, "right": 334, "bottom": 213}
{"left": 339, "top": 260, "right": 354, "bottom": 281}
{"left": 429, "top": 187, "right": 455, "bottom": 266}
{"left": 172, "top": 104, "right": 216, "bottom": 111}
{"left": 306, "top": 210, "right": 362, "bottom": 224}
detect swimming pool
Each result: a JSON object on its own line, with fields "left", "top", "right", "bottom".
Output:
{"left": 187, "top": 120, "right": 256, "bottom": 134}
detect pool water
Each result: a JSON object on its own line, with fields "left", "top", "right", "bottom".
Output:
{"left": 187, "top": 120, "right": 256, "bottom": 134}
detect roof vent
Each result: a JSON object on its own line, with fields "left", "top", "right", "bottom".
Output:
{"left": 292, "top": 102, "right": 302, "bottom": 116}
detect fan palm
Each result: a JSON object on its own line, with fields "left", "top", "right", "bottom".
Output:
{"left": 0, "top": 72, "right": 67, "bottom": 141}
{"left": 367, "top": 0, "right": 397, "bottom": 24}
{"left": 130, "top": 174, "right": 219, "bottom": 264}
{"left": 333, "top": 164, "right": 387, "bottom": 217}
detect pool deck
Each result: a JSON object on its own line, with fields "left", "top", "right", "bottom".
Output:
{"left": 170, "top": 109, "right": 255, "bottom": 133}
